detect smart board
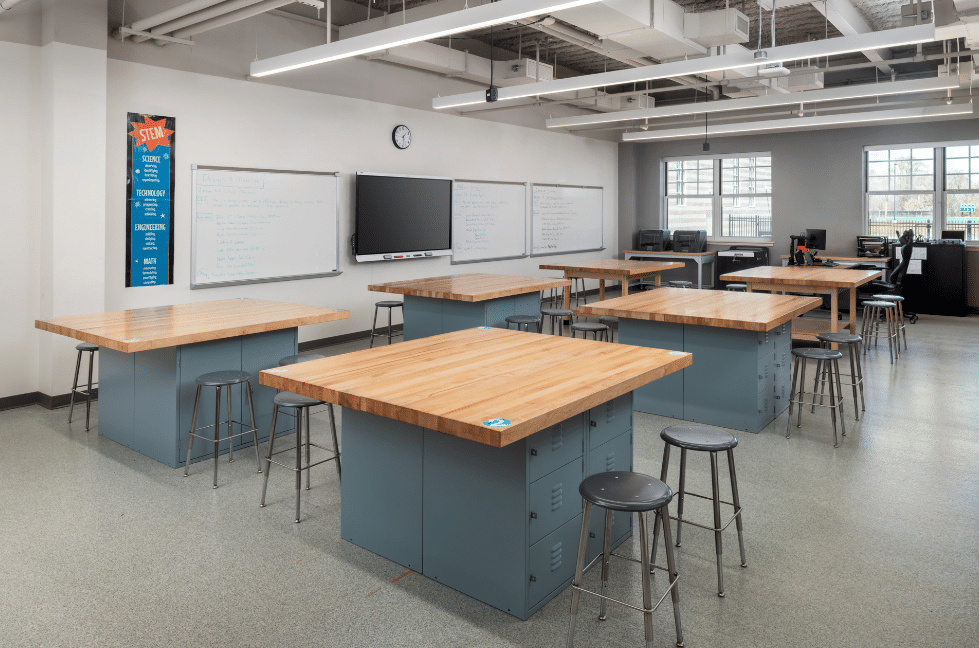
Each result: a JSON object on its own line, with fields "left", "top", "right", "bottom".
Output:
{"left": 191, "top": 166, "right": 339, "bottom": 288}
{"left": 531, "top": 184, "right": 603, "bottom": 255}
{"left": 452, "top": 180, "right": 527, "bottom": 263}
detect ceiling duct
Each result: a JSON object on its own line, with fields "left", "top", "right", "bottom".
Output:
{"left": 683, "top": 8, "right": 750, "bottom": 48}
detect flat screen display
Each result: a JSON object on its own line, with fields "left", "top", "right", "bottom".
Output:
{"left": 355, "top": 173, "right": 452, "bottom": 260}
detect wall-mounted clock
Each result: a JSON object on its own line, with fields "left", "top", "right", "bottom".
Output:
{"left": 392, "top": 125, "right": 411, "bottom": 150}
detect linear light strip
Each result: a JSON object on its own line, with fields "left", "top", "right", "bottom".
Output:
{"left": 249, "top": 0, "right": 603, "bottom": 77}
{"left": 546, "top": 76, "right": 960, "bottom": 129}
{"left": 620, "top": 104, "right": 973, "bottom": 142}
{"left": 432, "top": 23, "right": 936, "bottom": 109}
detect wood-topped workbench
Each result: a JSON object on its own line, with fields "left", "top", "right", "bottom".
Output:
{"left": 368, "top": 273, "right": 569, "bottom": 341}
{"left": 578, "top": 289, "right": 822, "bottom": 433}
{"left": 35, "top": 299, "right": 349, "bottom": 467}
{"left": 539, "top": 259, "right": 684, "bottom": 305}
{"left": 260, "top": 328, "right": 690, "bottom": 619}
{"left": 719, "top": 266, "right": 882, "bottom": 342}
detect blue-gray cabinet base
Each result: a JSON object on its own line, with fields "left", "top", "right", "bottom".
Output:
{"left": 340, "top": 393, "right": 635, "bottom": 619}
{"left": 620, "top": 319, "right": 792, "bottom": 433}
{"left": 403, "top": 293, "right": 542, "bottom": 340}
{"left": 97, "top": 329, "right": 297, "bottom": 468}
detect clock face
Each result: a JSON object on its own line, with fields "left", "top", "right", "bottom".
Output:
{"left": 392, "top": 125, "right": 411, "bottom": 149}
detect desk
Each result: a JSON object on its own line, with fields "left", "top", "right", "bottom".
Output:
{"left": 623, "top": 250, "right": 717, "bottom": 289}
{"left": 260, "top": 328, "right": 690, "bottom": 619}
{"left": 578, "top": 289, "right": 821, "bottom": 432}
{"left": 368, "top": 273, "right": 569, "bottom": 341}
{"left": 35, "top": 299, "right": 349, "bottom": 467}
{"left": 779, "top": 255, "right": 891, "bottom": 269}
{"left": 538, "top": 259, "right": 684, "bottom": 307}
{"left": 719, "top": 266, "right": 881, "bottom": 342}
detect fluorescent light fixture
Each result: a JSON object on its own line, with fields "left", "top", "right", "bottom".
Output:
{"left": 249, "top": 0, "right": 603, "bottom": 77}
{"left": 433, "top": 23, "right": 936, "bottom": 109}
{"left": 621, "top": 103, "right": 972, "bottom": 142}
{"left": 547, "top": 76, "right": 960, "bottom": 129}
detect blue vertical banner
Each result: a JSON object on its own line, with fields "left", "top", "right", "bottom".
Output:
{"left": 126, "top": 113, "right": 175, "bottom": 287}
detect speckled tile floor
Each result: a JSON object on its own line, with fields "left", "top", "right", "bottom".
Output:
{"left": 1, "top": 314, "right": 977, "bottom": 648}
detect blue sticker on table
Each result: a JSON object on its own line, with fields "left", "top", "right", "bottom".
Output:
{"left": 476, "top": 326, "right": 493, "bottom": 330}
{"left": 126, "top": 113, "right": 175, "bottom": 287}
{"left": 483, "top": 418, "right": 512, "bottom": 428}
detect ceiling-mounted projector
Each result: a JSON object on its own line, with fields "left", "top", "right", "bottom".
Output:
{"left": 758, "top": 62, "right": 791, "bottom": 77}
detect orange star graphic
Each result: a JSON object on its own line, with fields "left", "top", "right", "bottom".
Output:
{"left": 129, "top": 116, "right": 174, "bottom": 152}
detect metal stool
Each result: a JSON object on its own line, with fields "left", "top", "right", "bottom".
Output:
{"left": 567, "top": 471, "right": 683, "bottom": 648}
{"left": 786, "top": 348, "right": 846, "bottom": 448}
{"left": 861, "top": 300, "right": 899, "bottom": 364}
{"left": 815, "top": 332, "right": 865, "bottom": 420}
{"left": 571, "top": 321, "right": 610, "bottom": 342}
{"left": 260, "top": 392, "right": 341, "bottom": 523}
{"left": 370, "top": 301, "right": 404, "bottom": 348}
{"left": 726, "top": 283, "right": 747, "bottom": 292}
{"left": 600, "top": 316, "right": 618, "bottom": 343}
{"left": 668, "top": 281, "right": 693, "bottom": 289}
{"left": 654, "top": 424, "right": 745, "bottom": 598}
{"left": 278, "top": 353, "right": 325, "bottom": 366}
{"left": 505, "top": 314, "right": 542, "bottom": 333}
{"left": 571, "top": 277, "right": 588, "bottom": 307}
{"left": 542, "top": 308, "right": 574, "bottom": 336}
{"left": 184, "top": 371, "right": 261, "bottom": 488}
{"left": 872, "top": 294, "right": 908, "bottom": 351}
{"left": 68, "top": 342, "right": 99, "bottom": 431}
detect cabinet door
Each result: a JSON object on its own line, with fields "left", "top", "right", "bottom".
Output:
{"left": 584, "top": 431, "right": 634, "bottom": 561}
{"left": 528, "top": 459, "right": 583, "bottom": 546}
{"left": 527, "top": 514, "right": 582, "bottom": 609}
{"left": 527, "top": 415, "right": 584, "bottom": 483}
{"left": 589, "top": 393, "right": 633, "bottom": 449}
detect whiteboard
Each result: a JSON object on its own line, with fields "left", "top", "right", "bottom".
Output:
{"left": 452, "top": 180, "right": 527, "bottom": 263}
{"left": 531, "top": 184, "right": 603, "bottom": 255}
{"left": 191, "top": 166, "right": 339, "bottom": 288}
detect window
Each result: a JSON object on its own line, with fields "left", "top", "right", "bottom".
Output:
{"left": 864, "top": 142, "right": 979, "bottom": 242}
{"left": 664, "top": 153, "right": 772, "bottom": 241}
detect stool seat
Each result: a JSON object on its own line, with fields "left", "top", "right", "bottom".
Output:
{"left": 660, "top": 423, "right": 738, "bottom": 452}
{"left": 579, "top": 471, "right": 673, "bottom": 513}
{"left": 668, "top": 280, "right": 693, "bottom": 288}
{"left": 279, "top": 353, "right": 325, "bottom": 366}
{"left": 541, "top": 308, "right": 572, "bottom": 317}
{"left": 815, "top": 331, "right": 862, "bottom": 345}
{"left": 75, "top": 342, "right": 98, "bottom": 352}
{"left": 726, "top": 283, "right": 747, "bottom": 291}
{"left": 195, "top": 370, "right": 251, "bottom": 387}
{"left": 370, "top": 301, "right": 404, "bottom": 348}
{"left": 863, "top": 300, "right": 896, "bottom": 308}
{"left": 375, "top": 300, "right": 403, "bottom": 308}
{"left": 791, "top": 348, "right": 843, "bottom": 361}
{"left": 599, "top": 316, "right": 618, "bottom": 323}
{"left": 872, "top": 294, "right": 904, "bottom": 302}
{"left": 272, "top": 392, "right": 324, "bottom": 408}
{"left": 505, "top": 314, "right": 541, "bottom": 324}
{"left": 571, "top": 322, "right": 608, "bottom": 332}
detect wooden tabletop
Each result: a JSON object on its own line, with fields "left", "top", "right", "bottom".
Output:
{"left": 719, "top": 266, "right": 882, "bottom": 288}
{"left": 539, "top": 259, "right": 685, "bottom": 277}
{"left": 259, "top": 327, "right": 691, "bottom": 448}
{"left": 623, "top": 250, "right": 716, "bottom": 257}
{"left": 576, "top": 288, "right": 823, "bottom": 331}
{"left": 368, "top": 273, "right": 570, "bottom": 302}
{"left": 35, "top": 299, "right": 350, "bottom": 353}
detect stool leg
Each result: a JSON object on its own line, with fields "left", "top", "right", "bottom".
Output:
{"left": 295, "top": 409, "right": 303, "bottom": 522}
{"left": 854, "top": 342, "right": 866, "bottom": 413}
{"left": 847, "top": 344, "right": 860, "bottom": 420}
{"left": 184, "top": 384, "right": 202, "bottom": 477}
{"left": 226, "top": 383, "right": 234, "bottom": 464}
{"left": 786, "top": 357, "right": 799, "bottom": 438}
{"left": 387, "top": 305, "right": 394, "bottom": 345}
{"left": 213, "top": 386, "right": 221, "bottom": 489}
{"left": 827, "top": 364, "right": 839, "bottom": 448}
{"left": 899, "top": 301, "right": 908, "bottom": 350}
{"left": 370, "top": 305, "right": 379, "bottom": 348}
{"left": 598, "top": 508, "right": 613, "bottom": 621}
{"left": 84, "top": 351, "right": 95, "bottom": 431}
{"left": 675, "top": 449, "right": 687, "bottom": 547}
{"left": 810, "top": 359, "right": 823, "bottom": 413}
{"left": 260, "top": 405, "right": 279, "bottom": 507}
{"left": 68, "top": 350, "right": 82, "bottom": 424}
{"left": 305, "top": 406, "right": 312, "bottom": 491}
{"left": 246, "top": 381, "right": 261, "bottom": 472}
{"left": 659, "top": 506, "right": 684, "bottom": 648}
{"left": 651, "top": 444, "right": 671, "bottom": 567}
{"left": 328, "top": 404, "right": 341, "bottom": 481}
{"left": 796, "top": 358, "right": 807, "bottom": 429}
{"left": 638, "top": 511, "right": 655, "bottom": 648}
{"left": 834, "top": 358, "right": 847, "bottom": 438}
{"left": 710, "top": 451, "right": 724, "bottom": 597}
{"left": 727, "top": 449, "right": 747, "bottom": 568}
{"left": 567, "top": 501, "right": 593, "bottom": 648}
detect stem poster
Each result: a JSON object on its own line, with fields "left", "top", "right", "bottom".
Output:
{"left": 126, "top": 113, "right": 175, "bottom": 286}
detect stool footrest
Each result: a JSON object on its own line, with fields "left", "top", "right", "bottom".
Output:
{"left": 188, "top": 420, "right": 258, "bottom": 442}
{"left": 265, "top": 454, "right": 339, "bottom": 473}
{"left": 571, "top": 575, "right": 678, "bottom": 615}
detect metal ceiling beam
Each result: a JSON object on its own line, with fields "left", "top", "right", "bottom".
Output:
{"left": 810, "top": 0, "right": 894, "bottom": 74}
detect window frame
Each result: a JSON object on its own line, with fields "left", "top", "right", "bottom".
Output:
{"left": 662, "top": 151, "right": 773, "bottom": 245}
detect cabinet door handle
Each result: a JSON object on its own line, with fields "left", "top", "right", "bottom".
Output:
{"left": 530, "top": 512, "right": 538, "bottom": 519}
{"left": 530, "top": 449, "right": 538, "bottom": 456}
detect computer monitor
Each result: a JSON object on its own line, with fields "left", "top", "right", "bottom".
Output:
{"left": 672, "top": 229, "right": 707, "bottom": 253}
{"left": 941, "top": 230, "right": 966, "bottom": 241}
{"left": 806, "top": 229, "right": 827, "bottom": 251}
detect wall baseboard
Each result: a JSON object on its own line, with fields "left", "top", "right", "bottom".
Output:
{"left": 0, "top": 389, "right": 97, "bottom": 412}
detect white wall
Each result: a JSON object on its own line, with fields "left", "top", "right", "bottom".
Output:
{"left": 105, "top": 59, "right": 619, "bottom": 346}
{"left": 0, "top": 41, "right": 41, "bottom": 398}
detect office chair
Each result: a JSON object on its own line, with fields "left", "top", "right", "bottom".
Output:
{"left": 869, "top": 229, "right": 918, "bottom": 325}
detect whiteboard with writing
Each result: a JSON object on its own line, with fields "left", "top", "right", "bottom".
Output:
{"left": 452, "top": 181, "right": 527, "bottom": 263}
{"left": 531, "top": 184, "right": 603, "bottom": 255}
{"left": 191, "top": 167, "right": 339, "bottom": 288}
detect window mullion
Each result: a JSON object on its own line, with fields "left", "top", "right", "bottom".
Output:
{"left": 713, "top": 159, "right": 722, "bottom": 237}
{"left": 937, "top": 147, "right": 946, "bottom": 233}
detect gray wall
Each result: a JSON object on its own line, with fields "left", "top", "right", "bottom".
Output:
{"left": 623, "top": 117, "right": 979, "bottom": 262}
